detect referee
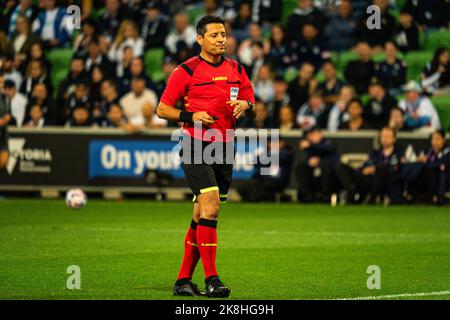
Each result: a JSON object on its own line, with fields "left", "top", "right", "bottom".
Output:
{"left": 157, "top": 16, "right": 255, "bottom": 297}
{"left": 0, "top": 73, "right": 12, "bottom": 171}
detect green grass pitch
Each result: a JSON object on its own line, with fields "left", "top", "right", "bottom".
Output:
{"left": 1, "top": 199, "right": 450, "bottom": 300}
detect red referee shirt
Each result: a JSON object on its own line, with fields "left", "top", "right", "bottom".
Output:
{"left": 160, "top": 55, "right": 255, "bottom": 142}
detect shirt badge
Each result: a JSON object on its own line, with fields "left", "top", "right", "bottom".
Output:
{"left": 230, "top": 87, "right": 239, "bottom": 101}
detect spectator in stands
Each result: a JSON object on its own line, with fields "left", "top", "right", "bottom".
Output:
{"left": 142, "top": 100, "right": 168, "bottom": 129}
{"left": 394, "top": 9, "right": 420, "bottom": 54}
{"left": 65, "top": 105, "right": 92, "bottom": 127}
{"left": 224, "top": 34, "right": 238, "bottom": 61}
{"left": 7, "top": 15, "right": 40, "bottom": 72}
{"left": 62, "top": 79, "right": 92, "bottom": 124}
{"left": 364, "top": 78, "right": 398, "bottom": 129}
{"left": 119, "top": 76, "right": 158, "bottom": 127}
{"left": 339, "top": 98, "right": 372, "bottom": 131}
{"left": 278, "top": 105, "right": 298, "bottom": 132}
{"left": 266, "top": 76, "right": 290, "bottom": 126}
{"left": 73, "top": 18, "right": 99, "bottom": 58}
{"left": 5, "top": 0, "right": 38, "bottom": 37}
{"left": 95, "top": 103, "right": 129, "bottom": 129}
{"left": 84, "top": 38, "right": 114, "bottom": 79}
{"left": 388, "top": 107, "right": 412, "bottom": 132}
{"left": 253, "top": 64, "right": 275, "bottom": 103}
{"left": 399, "top": 80, "right": 441, "bottom": 131}
{"left": 140, "top": 1, "right": 169, "bottom": 50}
{"left": 238, "top": 23, "right": 265, "bottom": 72}
{"left": 317, "top": 60, "right": 345, "bottom": 106}
{"left": 108, "top": 20, "right": 144, "bottom": 66}
{"left": 251, "top": 0, "right": 283, "bottom": 25}
{"left": 98, "top": 0, "right": 135, "bottom": 43}
{"left": 118, "top": 56, "right": 154, "bottom": 96}
{"left": 288, "top": 62, "right": 317, "bottom": 114}
{"left": 3, "top": 79, "right": 27, "bottom": 127}
{"left": 237, "top": 138, "right": 293, "bottom": 202}
{"left": 93, "top": 78, "right": 119, "bottom": 121}
{"left": 403, "top": 0, "right": 449, "bottom": 30}
{"left": 154, "top": 56, "right": 177, "bottom": 99}
{"left": 327, "top": 85, "right": 357, "bottom": 131}
{"left": 286, "top": 0, "right": 326, "bottom": 42}
{"left": 57, "top": 56, "right": 89, "bottom": 104}
{"left": 265, "top": 23, "right": 296, "bottom": 75}
{"left": 421, "top": 47, "right": 450, "bottom": 96}
{"left": 336, "top": 127, "right": 405, "bottom": 204}
{"left": 344, "top": 42, "right": 375, "bottom": 95}
{"left": 323, "top": 0, "right": 357, "bottom": 52}
{"left": 375, "top": 42, "right": 407, "bottom": 96}
{"left": 1, "top": 54, "right": 23, "bottom": 89}
{"left": 404, "top": 130, "right": 450, "bottom": 205}
{"left": 231, "top": 1, "right": 252, "bottom": 42}
{"left": 296, "top": 126, "right": 340, "bottom": 203}
{"left": 24, "top": 42, "right": 51, "bottom": 76}
{"left": 88, "top": 66, "right": 105, "bottom": 107}
{"left": 27, "top": 82, "right": 57, "bottom": 124}
{"left": 237, "top": 100, "right": 274, "bottom": 129}
{"left": 357, "top": 0, "right": 396, "bottom": 52}
{"left": 241, "top": 40, "right": 266, "bottom": 82}
{"left": 164, "top": 12, "right": 197, "bottom": 63}
{"left": 24, "top": 104, "right": 47, "bottom": 128}
{"left": 32, "top": 0, "right": 73, "bottom": 49}
{"left": 296, "top": 92, "right": 330, "bottom": 130}
{"left": 20, "top": 59, "right": 52, "bottom": 99}
{"left": 294, "top": 23, "right": 326, "bottom": 70}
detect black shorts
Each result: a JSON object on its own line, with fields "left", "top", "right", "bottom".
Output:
{"left": 0, "top": 128, "right": 8, "bottom": 152}
{"left": 180, "top": 136, "right": 235, "bottom": 203}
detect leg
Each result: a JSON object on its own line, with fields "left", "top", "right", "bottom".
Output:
{"left": 0, "top": 151, "right": 9, "bottom": 170}
{"left": 296, "top": 162, "right": 314, "bottom": 202}
{"left": 369, "top": 164, "right": 388, "bottom": 203}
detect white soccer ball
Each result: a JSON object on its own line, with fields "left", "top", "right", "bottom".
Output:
{"left": 65, "top": 188, "right": 87, "bottom": 209}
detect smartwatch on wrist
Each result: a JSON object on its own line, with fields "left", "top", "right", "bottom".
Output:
{"left": 246, "top": 100, "right": 254, "bottom": 111}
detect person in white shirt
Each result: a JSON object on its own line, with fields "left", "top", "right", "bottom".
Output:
{"left": 3, "top": 80, "right": 27, "bottom": 127}
{"left": 119, "top": 76, "right": 167, "bottom": 128}
{"left": 399, "top": 80, "right": 441, "bottom": 131}
{"left": 108, "top": 19, "right": 144, "bottom": 64}
{"left": 164, "top": 12, "right": 197, "bottom": 56}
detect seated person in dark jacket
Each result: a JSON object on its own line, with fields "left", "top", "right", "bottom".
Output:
{"left": 339, "top": 98, "right": 372, "bottom": 131}
{"left": 296, "top": 126, "right": 340, "bottom": 203}
{"left": 336, "top": 127, "right": 405, "bottom": 204}
{"left": 364, "top": 78, "right": 398, "bottom": 129}
{"left": 403, "top": 130, "right": 450, "bottom": 205}
{"left": 344, "top": 42, "right": 376, "bottom": 95}
{"left": 237, "top": 138, "right": 294, "bottom": 202}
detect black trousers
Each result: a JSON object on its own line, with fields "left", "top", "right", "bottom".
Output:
{"left": 403, "top": 163, "right": 448, "bottom": 203}
{"left": 296, "top": 159, "right": 339, "bottom": 202}
{"left": 237, "top": 177, "right": 285, "bottom": 202}
{"left": 336, "top": 163, "right": 404, "bottom": 204}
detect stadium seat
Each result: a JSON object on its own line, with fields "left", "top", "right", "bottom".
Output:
{"left": 431, "top": 95, "right": 450, "bottom": 131}
{"left": 281, "top": 0, "right": 298, "bottom": 24}
{"left": 426, "top": 30, "right": 450, "bottom": 52}
{"left": 284, "top": 68, "right": 298, "bottom": 83}
{"left": 404, "top": 51, "right": 433, "bottom": 81}
{"left": 336, "top": 51, "right": 358, "bottom": 73}
{"left": 51, "top": 69, "right": 68, "bottom": 98}
{"left": 188, "top": 6, "right": 205, "bottom": 25}
{"left": 47, "top": 48, "right": 73, "bottom": 71}
{"left": 144, "top": 48, "right": 165, "bottom": 82}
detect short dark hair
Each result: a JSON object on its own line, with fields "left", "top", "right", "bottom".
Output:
{"left": 196, "top": 15, "right": 225, "bottom": 36}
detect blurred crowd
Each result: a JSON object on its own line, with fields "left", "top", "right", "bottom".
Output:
{"left": 0, "top": 0, "right": 449, "bottom": 133}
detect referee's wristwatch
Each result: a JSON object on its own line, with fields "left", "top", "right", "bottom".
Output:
{"left": 246, "top": 100, "right": 254, "bottom": 111}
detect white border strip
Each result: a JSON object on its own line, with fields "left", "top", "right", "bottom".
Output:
{"left": 337, "top": 290, "right": 450, "bottom": 300}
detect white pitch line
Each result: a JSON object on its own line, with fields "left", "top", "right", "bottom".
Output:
{"left": 336, "top": 290, "right": 450, "bottom": 300}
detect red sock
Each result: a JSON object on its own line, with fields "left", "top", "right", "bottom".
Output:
{"left": 197, "top": 218, "right": 218, "bottom": 279}
{"left": 177, "top": 220, "right": 200, "bottom": 280}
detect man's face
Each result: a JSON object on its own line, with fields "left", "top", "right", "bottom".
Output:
{"left": 406, "top": 91, "right": 420, "bottom": 103}
{"left": 307, "top": 130, "right": 323, "bottom": 144}
{"left": 357, "top": 43, "right": 371, "bottom": 61}
{"left": 431, "top": 133, "right": 445, "bottom": 151}
{"left": 71, "top": 60, "right": 84, "bottom": 74}
{"left": 4, "top": 86, "right": 16, "bottom": 98}
{"left": 30, "top": 105, "right": 43, "bottom": 121}
{"left": 33, "top": 84, "right": 47, "bottom": 99}
{"left": 369, "top": 85, "right": 384, "bottom": 99}
{"left": 390, "top": 109, "right": 404, "bottom": 127}
{"left": 348, "top": 101, "right": 362, "bottom": 117}
{"left": 108, "top": 105, "right": 123, "bottom": 123}
{"left": 323, "top": 63, "right": 336, "bottom": 79}
{"left": 310, "top": 96, "right": 323, "bottom": 110}
{"left": 106, "top": 0, "right": 119, "bottom": 13}
{"left": 73, "top": 108, "right": 89, "bottom": 124}
{"left": 132, "top": 79, "right": 145, "bottom": 95}
{"left": 75, "top": 85, "right": 87, "bottom": 98}
{"left": 88, "top": 43, "right": 100, "bottom": 57}
{"left": 197, "top": 23, "right": 226, "bottom": 56}
{"left": 130, "top": 59, "right": 143, "bottom": 75}
{"left": 279, "top": 107, "right": 293, "bottom": 123}
{"left": 380, "top": 128, "right": 395, "bottom": 148}
{"left": 299, "top": 0, "right": 312, "bottom": 9}
{"left": 299, "top": 64, "right": 314, "bottom": 80}
{"left": 175, "top": 14, "right": 189, "bottom": 33}
{"left": 339, "top": 1, "right": 352, "bottom": 18}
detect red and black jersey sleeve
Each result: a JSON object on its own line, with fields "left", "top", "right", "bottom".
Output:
{"left": 159, "top": 66, "right": 190, "bottom": 107}
{"left": 237, "top": 64, "right": 255, "bottom": 103}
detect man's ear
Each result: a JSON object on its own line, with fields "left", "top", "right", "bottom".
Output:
{"left": 196, "top": 34, "right": 203, "bottom": 46}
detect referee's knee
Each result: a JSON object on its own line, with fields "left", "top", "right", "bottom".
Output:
{"left": 198, "top": 197, "right": 220, "bottom": 220}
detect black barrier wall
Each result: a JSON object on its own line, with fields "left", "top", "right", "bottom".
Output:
{"left": 0, "top": 127, "right": 441, "bottom": 192}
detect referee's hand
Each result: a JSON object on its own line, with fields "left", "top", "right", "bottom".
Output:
{"left": 192, "top": 111, "right": 215, "bottom": 126}
{"left": 226, "top": 100, "right": 250, "bottom": 119}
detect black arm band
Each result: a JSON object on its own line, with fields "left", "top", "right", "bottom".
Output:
{"left": 179, "top": 111, "right": 194, "bottom": 122}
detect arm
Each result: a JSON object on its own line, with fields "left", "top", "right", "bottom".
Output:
{"left": 227, "top": 64, "right": 256, "bottom": 119}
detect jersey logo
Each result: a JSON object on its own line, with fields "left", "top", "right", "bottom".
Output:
{"left": 212, "top": 76, "right": 228, "bottom": 81}
{"left": 230, "top": 87, "right": 239, "bottom": 101}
